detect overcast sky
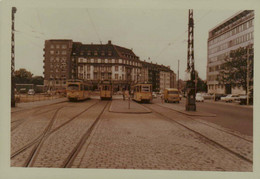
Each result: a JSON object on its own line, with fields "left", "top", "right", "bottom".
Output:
{"left": 13, "top": 7, "right": 238, "bottom": 80}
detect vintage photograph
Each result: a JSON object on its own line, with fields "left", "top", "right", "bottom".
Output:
{"left": 3, "top": 1, "right": 255, "bottom": 175}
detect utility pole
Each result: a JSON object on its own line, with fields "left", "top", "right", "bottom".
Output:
{"left": 185, "top": 9, "right": 196, "bottom": 111}
{"left": 177, "top": 60, "right": 179, "bottom": 91}
{"left": 246, "top": 45, "right": 250, "bottom": 105}
{"left": 11, "top": 7, "right": 17, "bottom": 107}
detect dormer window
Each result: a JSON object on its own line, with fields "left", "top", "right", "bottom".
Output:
{"left": 101, "top": 51, "right": 105, "bottom": 56}
{"left": 94, "top": 51, "right": 98, "bottom": 56}
{"left": 108, "top": 51, "right": 112, "bottom": 56}
{"left": 87, "top": 51, "right": 91, "bottom": 55}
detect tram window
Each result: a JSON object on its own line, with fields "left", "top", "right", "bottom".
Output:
{"left": 67, "top": 84, "right": 79, "bottom": 90}
{"left": 84, "top": 85, "right": 89, "bottom": 90}
{"left": 141, "top": 86, "right": 150, "bottom": 92}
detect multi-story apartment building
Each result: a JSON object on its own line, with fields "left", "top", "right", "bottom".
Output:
{"left": 140, "top": 61, "right": 176, "bottom": 92}
{"left": 43, "top": 40, "right": 176, "bottom": 92}
{"left": 207, "top": 10, "right": 254, "bottom": 94}
{"left": 73, "top": 40, "right": 142, "bottom": 91}
{"left": 43, "top": 39, "right": 76, "bottom": 90}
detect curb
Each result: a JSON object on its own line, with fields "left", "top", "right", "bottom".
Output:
{"left": 11, "top": 98, "right": 67, "bottom": 113}
{"left": 156, "top": 104, "right": 216, "bottom": 117}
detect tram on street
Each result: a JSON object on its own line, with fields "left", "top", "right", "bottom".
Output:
{"left": 66, "top": 79, "right": 92, "bottom": 101}
{"left": 132, "top": 83, "right": 152, "bottom": 103}
{"left": 99, "top": 80, "right": 112, "bottom": 100}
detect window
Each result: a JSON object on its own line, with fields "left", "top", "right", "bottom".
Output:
{"left": 115, "top": 59, "right": 118, "bottom": 63}
{"left": 94, "top": 59, "right": 98, "bottom": 63}
{"left": 56, "top": 51, "right": 60, "bottom": 55}
{"left": 87, "top": 65, "right": 90, "bottom": 71}
{"left": 115, "top": 66, "right": 118, "bottom": 71}
{"left": 50, "top": 50, "right": 54, "bottom": 55}
{"left": 87, "top": 74, "right": 90, "bottom": 79}
{"left": 50, "top": 45, "right": 54, "bottom": 48}
{"left": 115, "top": 74, "right": 118, "bottom": 80}
{"left": 56, "top": 45, "right": 60, "bottom": 48}
{"left": 101, "top": 51, "right": 105, "bottom": 56}
{"left": 61, "top": 51, "right": 67, "bottom": 55}
{"left": 94, "top": 51, "right": 98, "bottom": 56}
{"left": 122, "top": 74, "right": 124, "bottom": 80}
{"left": 108, "top": 51, "right": 112, "bottom": 56}
{"left": 101, "top": 59, "right": 105, "bottom": 63}
{"left": 62, "top": 44, "right": 67, "bottom": 49}
{"left": 108, "top": 59, "right": 112, "bottom": 63}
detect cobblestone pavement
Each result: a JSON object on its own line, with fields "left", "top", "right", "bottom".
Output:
{"left": 11, "top": 100, "right": 98, "bottom": 167}
{"left": 30, "top": 101, "right": 108, "bottom": 167}
{"left": 11, "top": 99, "right": 253, "bottom": 171}
{"left": 145, "top": 104, "right": 253, "bottom": 162}
{"left": 71, "top": 104, "right": 252, "bottom": 171}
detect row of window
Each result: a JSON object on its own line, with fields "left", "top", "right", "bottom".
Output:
{"left": 78, "top": 72, "right": 140, "bottom": 81}
{"left": 79, "top": 51, "right": 112, "bottom": 56}
{"left": 208, "top": 84, "right": 224, "bottom": 90}
{"left": 50, "top": 44, "right": 67, "bottom": 49}
{"left": 209, "top": 32, "right": 254, "bottom": 55}
{"left": 209, "top": 19, "right": 254, "bottom": 46}
{"left": 208, "top": 52, "right": 229, "bottom": 64}
{"left": 78, "top": 58, "right": 141, "bottom": 67}
{"left": 78, "top": 65, "right": 140, "bottom": 74}
{"left": 49, "top": 80, "right": 67, "bottom": 85}
{"left": 50, "top": 56, "right": 67, "bottom": 63}
{"left": 50, "top": 50, "right": 67, "bottom": 55}
{"left": 50, "top": 74, "right": 67, "bottom": 79}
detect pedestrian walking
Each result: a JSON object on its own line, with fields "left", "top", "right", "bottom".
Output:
{"left": 161, "top": 93, "right": 164, "bottom": 103}
{"left": 122, "top": 89, "right": 125, "bottom": 100}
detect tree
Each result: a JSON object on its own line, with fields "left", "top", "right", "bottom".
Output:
{"left": 217, "top": 46, "right": 254, "bottom": 96}
{"left": 14, "top": 68, "right": 44, "bottom": 85}
{"left": 14, "top": 68, "right": 33, "bottom": 84}
{"left": 31, "top": 76, "right": 44, "bottom": 85}
{"left": 195, "top": 71, "right": 207, "bottom": 93}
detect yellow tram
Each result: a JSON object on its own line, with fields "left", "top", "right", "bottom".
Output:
{"left": 132, "top": 83, "right": 152, "bottom": 103}
{"left": 99, "top": 80, "right": 112, "bottom": 100}
{"left": 66, "top": 80, "right": 92, "bottom": 101}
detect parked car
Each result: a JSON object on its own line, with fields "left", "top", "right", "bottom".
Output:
{"left": 201, "top": 93, "right": 213, "bottom": 99}
{"left": 196, "top": 93, "right": 204, "bottom": 102}
{"left": 214, "top": 94, "right": 226, "bottom": 101}
{"left": 220, "top": 94, "right": 239, "bottom": 103}
{"left": 28, "top": 89, "right": 35, "bottom": 95}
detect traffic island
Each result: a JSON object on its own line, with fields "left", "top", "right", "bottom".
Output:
{"left": 109, "top": 99, "right": 151, "bottom": 114}
{"left": 157, "top": 103, "right": 216, "bottom": 117}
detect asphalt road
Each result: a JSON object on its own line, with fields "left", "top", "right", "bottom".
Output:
{"left": 153, "top": 98, "right": 253, "bottom": 136}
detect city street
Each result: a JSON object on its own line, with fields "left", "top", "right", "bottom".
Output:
{"left": 11, "top": 97, "right": 253, "bottom": 171}
{"left": 154, "top": 98, "right": 253, "bottom": 136}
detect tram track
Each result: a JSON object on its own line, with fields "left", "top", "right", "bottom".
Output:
{"left": 11, "top": 100, "right": 101, "bottom": 166}
{"left": 63, "top": 101, "right": 110, "bottom": 168}
{"left": 140, "top": 103, "right": 253, "bottom": 164}
{"left": 154, "top": 103, "right": 253, "bottom": 143}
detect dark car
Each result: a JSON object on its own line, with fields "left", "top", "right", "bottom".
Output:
{"left": 214, "top": 94, "right": 226, "bottom": 101}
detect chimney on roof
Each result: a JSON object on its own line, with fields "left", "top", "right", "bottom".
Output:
{"left": 108, "top": 40, "right": 112, "bottom": 44}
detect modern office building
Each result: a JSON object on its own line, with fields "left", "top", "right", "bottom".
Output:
{"left": 207, "top": 10, "right": 254, "bottom": 94}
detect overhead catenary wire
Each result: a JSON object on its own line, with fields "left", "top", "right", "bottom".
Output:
{"left": 155, "top": 10, "right": 212, "bottom": 59}
{"left": 86, "top": 9, "right": 102, "bottom": 44}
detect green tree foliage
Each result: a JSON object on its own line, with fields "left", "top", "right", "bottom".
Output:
{"left": 195, "top": 71, "right": 207, "bottom": 93}
{"left": 217, "top": 46, "right": 254, "bottom": 95}
{"left": 14, "top": 68, "right": 43, "bottom": 85}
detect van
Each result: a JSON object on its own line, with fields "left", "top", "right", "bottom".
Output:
{"left": 164, "top": 88, "right": 180, "bottom": 103}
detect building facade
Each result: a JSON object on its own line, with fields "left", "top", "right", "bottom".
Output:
{"left": 43, "top": 40, "right": 75, "bottom": 90}
{"left": 73, "top": 40, "right": 142, "bottom": 91}
{"left": 43, "top": 40, "right": 176, "bottom": 92}
{"left": 207, "top": 10, "right": 254, "bottom": 94}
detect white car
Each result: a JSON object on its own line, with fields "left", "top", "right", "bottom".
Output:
{"left": 152, "top": 92, "right": 157, "bottom": 98}
{"left": 196, "top": 93, "right": 204, "bottom": 102}
{"left": 220, "top": 94, "right": 239, "bottom": 103}
{"left": 28, "top": 89, "right": 35, "bottom": 95}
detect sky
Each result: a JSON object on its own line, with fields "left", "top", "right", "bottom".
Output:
{"left": 12, "top": 7, "right": 238, "bottom": 80}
